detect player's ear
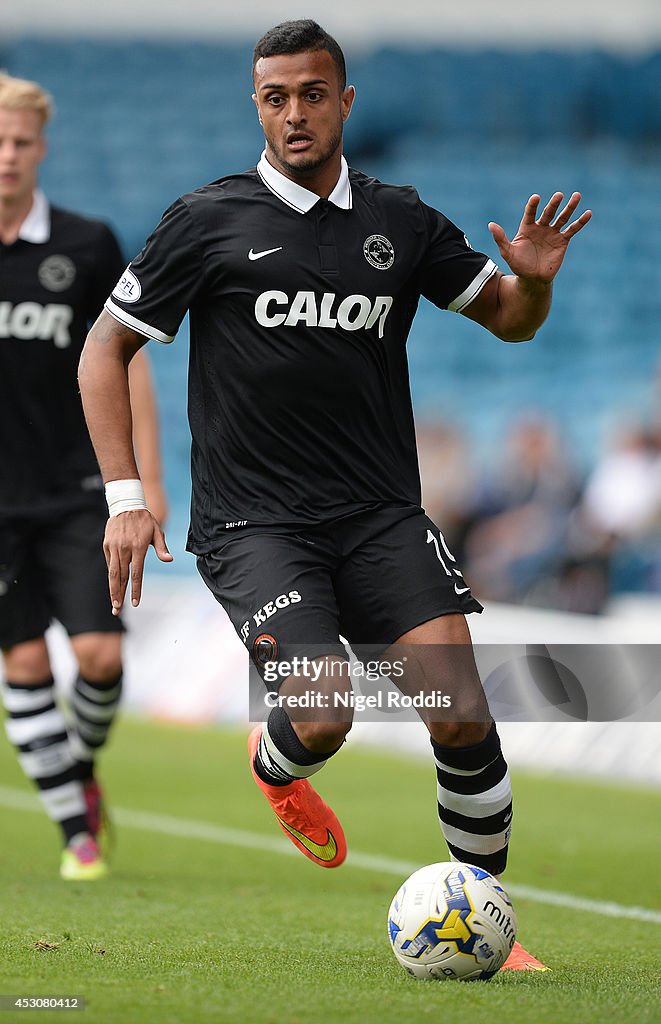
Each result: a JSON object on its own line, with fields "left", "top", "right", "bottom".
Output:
{"left": 341, "top": 85, "right": 355, "bottom": 123}
{"left": 252, "top": 93, "right": 264, "bottom": 127}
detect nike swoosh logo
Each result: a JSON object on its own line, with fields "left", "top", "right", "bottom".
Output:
{"left": 248, "top": 246, "right": 283, "bottom": 261}
{"left": 276, "top": 815, "right": 338, "bottom": 862}
{"left": 454, "top": 584, "right": 470, "bottom": 595}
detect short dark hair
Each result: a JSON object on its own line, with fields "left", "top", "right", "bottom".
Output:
{"left": 253, "top": 19, "right": 347, "bottom": 90}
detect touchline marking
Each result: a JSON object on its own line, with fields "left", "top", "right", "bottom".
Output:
{"left": 1, "top": 784, "right": 659, "bottom": 925}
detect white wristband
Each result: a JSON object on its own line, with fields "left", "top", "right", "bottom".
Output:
{"left": 105, "top": 479, "right": 148, "bottom": 518}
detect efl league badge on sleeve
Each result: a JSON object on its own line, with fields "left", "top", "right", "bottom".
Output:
{"left": 112, "top": 268, "right": 142, "bottom": 303}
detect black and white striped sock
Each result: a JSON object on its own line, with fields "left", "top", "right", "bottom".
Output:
{"left": 3, "top": 679, "right": 88, "bottom": 843}
{"left": 69, "top": 673, "right": 123, "bottom": 779}
{"left": 432, "top": 722, "right": 512, "bottom": 876}
{"left": 253, "top": 707, "right": 337, "bottom": 786}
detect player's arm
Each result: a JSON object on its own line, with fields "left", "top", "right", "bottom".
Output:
{"left": 127, "top": 349, "right": 168, "bottom": 525}
{"left": 78, "top": 310, "right": 173, "bottom": 615}
{"left": 461, "top": 192, "right": 592, "bottom": 342}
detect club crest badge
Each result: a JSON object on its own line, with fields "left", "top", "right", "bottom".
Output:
{"left": 363, "top": 234, "right": 395, "bottom": 270}
{"left": 253, "top": 633, "right": 278, "bottom": 670}
{"left": 38, "top": 254, "right": 76, "bottom": 292}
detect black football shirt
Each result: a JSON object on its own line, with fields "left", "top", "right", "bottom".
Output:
{"left": 0, "top": 194, "right": 125, "bottom": 516}
{"left": 105, "top": 155, "right": 497, "bottom": 554}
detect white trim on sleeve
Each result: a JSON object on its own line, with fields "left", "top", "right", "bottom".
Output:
{"left": 104, "top": 299, "right": 175, "bottom": 344}
{"left": 448, "top": 259, "right": 498, "bottom": 313}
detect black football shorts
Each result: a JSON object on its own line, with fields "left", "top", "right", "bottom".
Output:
{"left": 0, "top": 503, "right": 123, "bottom": 648}
{"left": 197, "top": 505, "right": 482, "bottom": 675}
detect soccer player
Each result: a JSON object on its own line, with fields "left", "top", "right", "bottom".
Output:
{"left": 78, "top": 21, "right": 590, "bottom": 965}
{"left": 0, "top": 72, "right": 168, "bottom": 880}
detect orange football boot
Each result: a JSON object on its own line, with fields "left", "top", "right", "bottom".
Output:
{"left": 248, "top": 726, "right": 346, "bottom": 868}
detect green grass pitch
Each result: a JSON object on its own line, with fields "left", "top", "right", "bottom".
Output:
{"left": 1, "top": 716, "right": 659, "bottom": 1024}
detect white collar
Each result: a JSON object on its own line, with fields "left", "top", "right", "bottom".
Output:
{"left": 18, "top": 190, "right": 51, "bottom": 243}
{"left": 257, "top": 152, "right": 352, "bottom": 213}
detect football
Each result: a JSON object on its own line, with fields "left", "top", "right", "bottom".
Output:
{"left": 387, "top": 861, "right": 516, "bottom": 980}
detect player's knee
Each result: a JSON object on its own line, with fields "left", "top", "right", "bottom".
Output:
{"left": 429, "top": 720, "right": 492, "bottom": 747}
{"left": 2, "top": 638, "right": 51, "bottom": 683}
{"left": 72, "top": 634, "right": 122, "bottom": 684}
{"left": 295, "top": 718, "right": 352, "bottom": 754}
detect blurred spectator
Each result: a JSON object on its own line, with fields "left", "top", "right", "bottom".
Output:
{"left": 568, "top": 423, "right": 661, "bottom": 602}
{"left": 416, "top": 419, "right": 479, "bottom": 562}
{"left": 581, "top": 425, "right": 661, "bottom": 537}
{"left": 417, "top": 408, "right": 661, "bottom": 613}
{"left": 458, "top": 414, "right": 583, "bottom": 605}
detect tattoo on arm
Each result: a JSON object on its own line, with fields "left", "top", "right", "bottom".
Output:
{"left": 90, "top": 311, "right": 144, "bottom": 348}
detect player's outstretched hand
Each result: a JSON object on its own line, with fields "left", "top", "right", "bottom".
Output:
{"left": 103, "top": 509, "right": 173, "bottom": 615}
{"left": 488, "top": 192, "right": 592, "bottom": 284}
